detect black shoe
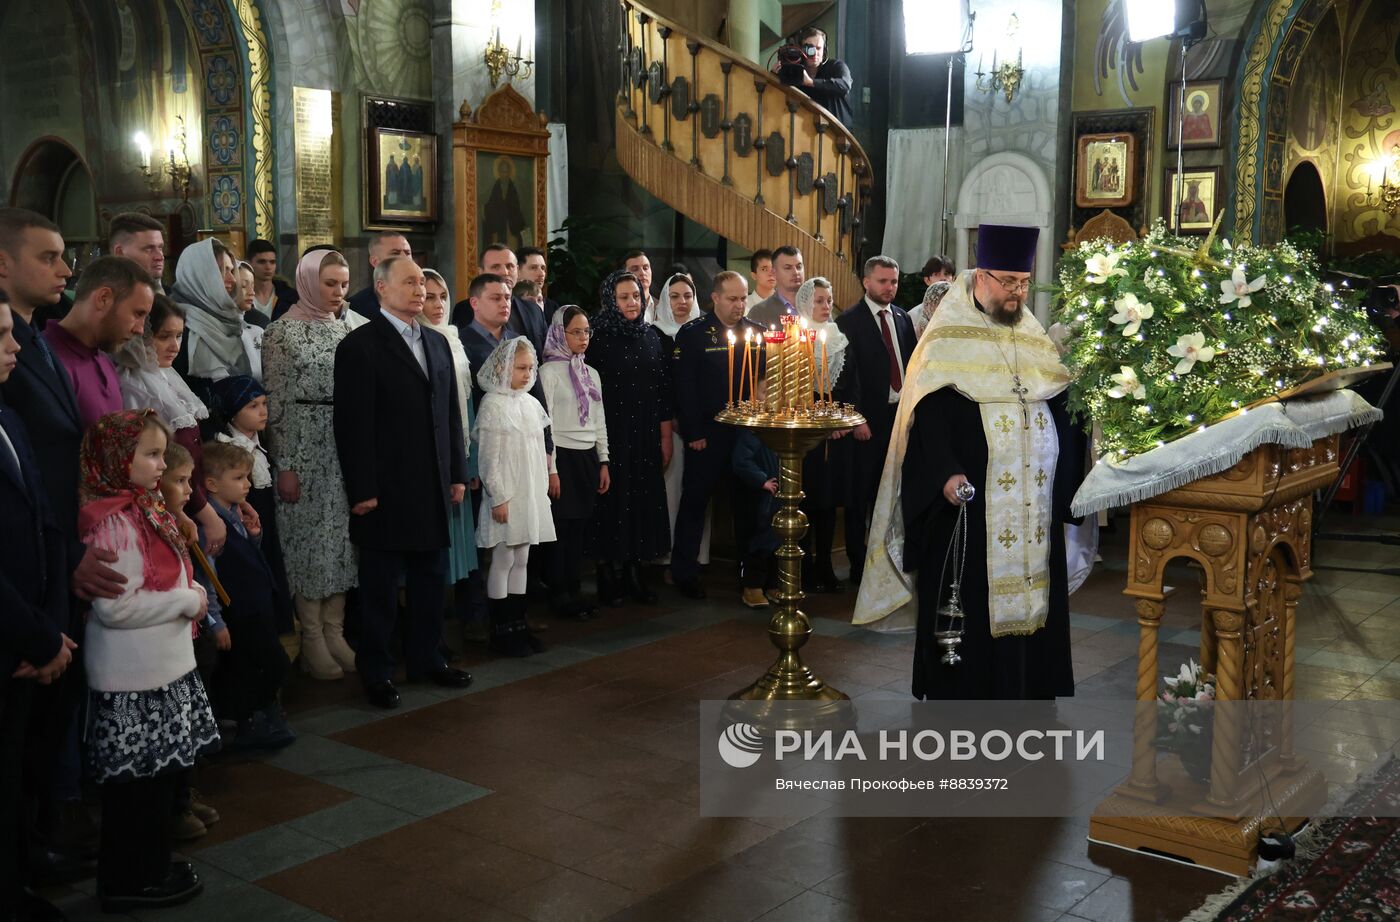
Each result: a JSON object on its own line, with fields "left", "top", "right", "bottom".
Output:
{"left": 99, "top": 866, "right": 203, "bottom": 913}
{"left": 512, "top": 596, "right": 545, "bottom": 654}
{"left": 569, "top": 590, "right": 599, "bottom": 621}
{"left": 364, "top": 680, "right": 401, "bottom": 710}
{"left": 595, "top": 563, "right": 626, "bottom": 608}
{"left": 624, "top": 562, "right": 658, "bottom": 604}
{"left": 487, "top": 597, "right": 531, "bottom": 658}
{"left": 27, "top": 847, "right": 97, "bottom": 888}
{"left": 674, "top": 577, "right": 707, "bottom": 600}
{"left": 19, "top": 888, "right": 65, "bottom": 921}
{"left": 812, "top": 557, "right": 843, "bottom": 593}
{"left": 416, "top": 666, "right": 473, "bottom": 688}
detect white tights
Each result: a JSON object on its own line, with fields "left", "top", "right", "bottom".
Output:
{"left": 487, "top": 544, "right": 530, "bottom": 599}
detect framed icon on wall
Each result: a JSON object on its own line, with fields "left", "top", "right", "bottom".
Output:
{"left": 1167, "top": 80, "right": 1224, "bottom": 149}
{"left": 1165, "top": 167, "right": 1221, "bottom": 234}
{"left": 1075, "top": 132, "right": 1138, "bottom": 209}
{"left": 367, "top": 127, "right": 437, "bottom": 225}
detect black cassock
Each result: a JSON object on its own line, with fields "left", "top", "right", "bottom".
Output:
{"left": 901, "top": 387, "right": 1083, "bottom": 700}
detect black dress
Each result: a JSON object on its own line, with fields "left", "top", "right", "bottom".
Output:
{"left": 901, "top": 388, "right": 1083, "bottom": 701}
{"left": 586, "top": 326, "right": 674, "bottom": 562}
{"left": 801, "top": 360, "right": 856, "bottom": 511}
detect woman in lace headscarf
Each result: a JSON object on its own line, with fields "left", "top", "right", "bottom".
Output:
{"left": 475, "top": 337, "right": 554, "bottom": 656}
{"left": 115, "top": 293, "right": 230, "bottom": 556}
{"left": 422, "top": 268, "right": 484, "bottom": 637}
{"left": 261, "top": 249, "right": 366, "bottom": 680}
{"left": 795, "top": 277, "right": 855, "bottom": 592}
{"left": 907, "top": 280, "right": 952, "bottom": 339}
{"left": 646, "top": 273, "right": 710, "bottom": 570}
{"left": 586, "top": 269, "right": 673, "bottom": 606}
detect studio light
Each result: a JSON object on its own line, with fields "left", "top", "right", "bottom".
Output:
{"left": 903, "top": 0, "right": 970, "bottom": 55}
{"left": 1124, "top": 0, "right": 1208, "bottom": 44}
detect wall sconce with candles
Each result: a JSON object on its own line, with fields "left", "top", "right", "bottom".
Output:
{"left": 484, "top": 27, "right": 533, "bottom": 88}
{"left": 1363, "top": 144, "right": 1400, "bottom": 215}
{"left": 974, "top": 13, "right": 1025, "bottom": 105}
{"left": 132, "top": 116, "right": 193, "bottom": 201}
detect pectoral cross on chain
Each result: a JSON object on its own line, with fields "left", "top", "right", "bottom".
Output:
{"left": 1012, "top": 375, "right": 1030, "bottom": 429}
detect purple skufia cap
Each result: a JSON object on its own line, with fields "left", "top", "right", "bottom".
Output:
{"left": 977, "top": 224, "right": 1039, "bottom": 273}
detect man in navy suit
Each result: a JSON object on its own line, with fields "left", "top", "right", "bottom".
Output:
{"left": 0, "top": 295, "right": 75, "bottom": 922}
{"left": 334, "top": 257, "right": 471, "bottom": 709}
{"left": 834, "top": 255, "right": 917, "bottom": 584}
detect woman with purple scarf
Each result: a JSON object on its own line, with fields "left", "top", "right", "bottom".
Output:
{"left": 539, "top": 307, "right": 609, "bottom": 619}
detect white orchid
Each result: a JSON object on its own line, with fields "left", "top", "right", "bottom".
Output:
{"left": 1167, "top": 332, "right": 1216, "bottom": 375}
{"left": 1085, "top": 251, "right": 1128, "bottom": 285}
{"left": 1109, "top": 292, "right": 1155, "bottom": 336}
{"left": 1108, "top": 365, "right": 1146, "bottom": 400}
{"left": 1218, "top": 265, "right": 1266, "bottom": 308}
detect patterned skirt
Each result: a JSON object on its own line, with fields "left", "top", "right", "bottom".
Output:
{"left": 85, "top": 670, "right": 222, "bottom": 784}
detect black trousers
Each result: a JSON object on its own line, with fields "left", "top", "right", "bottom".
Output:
{"left": 356, "top": 546, "right": 448, "bottom": 684}
{"left": 550, "top": 517, "right": 588, "bottom": 597}
{"left": 672, "top": 429, "right": 747, "bottom": 583}
{"left": 98, "top": 770, "right": 185, "bottom": 895}
{"left": 844, "top": 403, "right": 897, "bottom": 578}
{"left": 216, "top": 605, "right": 289, "bottom": 721}
{"left": 0, "top": 680, "right": 32, "bottom": 914}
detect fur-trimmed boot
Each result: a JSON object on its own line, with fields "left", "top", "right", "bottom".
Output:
{"left": 295, "top": 595, "right": 343, "bottom": 680}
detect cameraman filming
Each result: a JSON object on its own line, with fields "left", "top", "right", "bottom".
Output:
{"left": 772, "top": 27, "right": 853, "bottom": 127}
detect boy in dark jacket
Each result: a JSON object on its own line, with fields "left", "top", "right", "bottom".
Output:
{"left": 731, "top": 431, "right": 780, "bottom": 609}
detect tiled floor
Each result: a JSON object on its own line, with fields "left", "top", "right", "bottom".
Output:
{"left": 46, "top": 513, "right": 1400, "bottom": 921}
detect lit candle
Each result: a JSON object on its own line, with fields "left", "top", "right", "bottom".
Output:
{"left": 739, "top": 330, "right": 752, "bottom": 406}
{"left": 727, "top": 330, "right": 736, "bottom": 407}
{"left": 820, "top": 330, "right": 829, "bottom": 403}
{"left": 750, "top": 332, "right": 761, "bottom": 406}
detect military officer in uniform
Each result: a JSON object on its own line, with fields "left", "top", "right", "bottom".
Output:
{"left": 670, "top": 271, "right": 765, "bottom": 599}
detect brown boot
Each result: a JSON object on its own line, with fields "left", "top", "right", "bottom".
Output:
{"left": 296, "top": 595, "right": 343, "bottom": 680}
{"left": 320, "top": 592, "right": 357, "bottom": 673}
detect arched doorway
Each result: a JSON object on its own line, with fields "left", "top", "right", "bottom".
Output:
{"left": 954, "top": 151, "right": 1054, "bottom": 323}
{"left": 9, "top": 138, "right": 99, "bottom": 260}
{"left": 1283, "top": 161, "right": 1328, "bottom": 236}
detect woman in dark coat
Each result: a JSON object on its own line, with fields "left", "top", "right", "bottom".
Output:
{"left": 586, "top": 269, "right": 674, "bottom": 605}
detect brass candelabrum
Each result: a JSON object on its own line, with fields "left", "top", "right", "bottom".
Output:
{"left": 718, "top": 316, "right": 865, "bottom": 728}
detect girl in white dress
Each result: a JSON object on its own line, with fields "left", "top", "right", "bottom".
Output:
{"left": 475, "top": 337, "right": 556, "bottom": 657}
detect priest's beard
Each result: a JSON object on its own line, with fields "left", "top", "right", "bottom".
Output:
{"left": 980, "top": 294, "right": 1025, "bottom": 326}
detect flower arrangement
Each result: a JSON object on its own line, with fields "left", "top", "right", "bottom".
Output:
{"left": 1156, "top": 659, "right": 1217, "bottom": 783}
{"left": 1054, "top": 223, "right": 1386, "bottom": 458}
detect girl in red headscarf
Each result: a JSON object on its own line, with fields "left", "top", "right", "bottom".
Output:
{"left": 79, "top": 409, "right": 218, "bottom": 912}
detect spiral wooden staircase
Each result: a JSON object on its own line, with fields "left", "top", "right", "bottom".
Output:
{"left": 616, "top": 1, "right": 872, "bottom": 306}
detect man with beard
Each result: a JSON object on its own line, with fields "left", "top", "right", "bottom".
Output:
{"left": 852, "top": 225, "right": 1083, "bottom": 701}
{"left": 834, "top": 255, "right": 915, "bottom": 585}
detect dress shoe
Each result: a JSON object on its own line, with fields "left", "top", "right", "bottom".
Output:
{"left": 674, "top": 577, "right": 707, "bottom": 600}
{"left": 18, "top": 888, "right": 65, "bottom": 921}
{"left": 624, "top": 562, "right": 658, "bottom": 604}
{"left": 595, "top": 563, "right": 626, "bottom": 607}
{"left": 741, "top": 587, "right": 770, "bottom": 609}
{"left": 188, "top": 789, "right": 220, "bottom": 826}
{"left": 99, "top": 865, "right": 203, "bottom": 914}
{"left": 171, "top": 809, "right": 207, "bottom": 842}
{"left": 417, "top": 666, "right": 473, "bottom": 688}
{"left": 364, "top": 680, "right": 401, "bottom": 710}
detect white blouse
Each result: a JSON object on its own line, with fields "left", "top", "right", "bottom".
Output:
{"left": 539, "top": 362, "right": 610, "bottom": 462}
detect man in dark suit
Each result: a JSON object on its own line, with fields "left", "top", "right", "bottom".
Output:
{"left": 0, "top": 296, "right": 75, "bottom": 922}
{"left": 834, "top": 255, "right": 916, "bottom": 585}
{"left": 345, "top": 231, "right": 412, "bottom": 320}
{"left": 670, "top": 272, "right": 765, "bottom": 599}
{"left": 519, "top": 246, "right": 561, "bottom": 323}
{"left": 747, "top": 245, "right": 804, "bottom": 327}
{"left": 334, "top": 256, "right": 471, "bottom": 709}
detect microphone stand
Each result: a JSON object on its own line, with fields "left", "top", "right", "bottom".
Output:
{"left": 939, "top": 12, "right": 975, "bottom": 257}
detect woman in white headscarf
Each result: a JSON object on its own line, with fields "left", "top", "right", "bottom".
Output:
{"left": 172, "top": 238, "right": 263, "bottom": 408}
{"left": 646, "top": 273, "right": 710, "bottom": 570}
{"left": 795, "top": 277, "right": 855, "bottom": 592}
{"left": 422, "top": 268, "right": 485, "bottom": 639}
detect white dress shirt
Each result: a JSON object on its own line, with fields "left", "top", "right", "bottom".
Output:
{"left": 865, "top": 296, "right": 904, "bottom": 403}
{"left": 381, "top": 308, "right": 428, "bottom": 375}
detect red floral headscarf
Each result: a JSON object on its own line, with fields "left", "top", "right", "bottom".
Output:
{"left": 78, "top": 409, "right": 190, "bottom": 591}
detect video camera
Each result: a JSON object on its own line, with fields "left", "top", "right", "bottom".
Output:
{"left": 775, "top": 40, "right": 818, "bottom": 86}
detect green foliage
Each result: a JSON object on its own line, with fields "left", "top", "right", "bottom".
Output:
{"left": 545, "top": 214, "right": 634, "bottom": 310}
{"left": 1053, "top": 223, "right": 1386, "bottom": 459}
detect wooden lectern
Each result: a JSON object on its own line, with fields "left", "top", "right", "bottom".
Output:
{"left": 1088, "top": 436, "right": 1335, "bottom": 875}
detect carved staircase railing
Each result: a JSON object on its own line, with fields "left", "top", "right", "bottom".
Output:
{"left": 616, "top": 0, "right": 872, "bottom": 307}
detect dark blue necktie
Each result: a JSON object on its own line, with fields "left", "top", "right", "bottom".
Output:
{"left": 30, "top": 329, "right": 59, "bottom": 374}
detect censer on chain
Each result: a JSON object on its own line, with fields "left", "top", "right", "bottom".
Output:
{"left": 935, "top": 481, "right": 976, "bottom": 666}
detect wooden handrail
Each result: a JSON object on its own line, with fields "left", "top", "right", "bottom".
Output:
{"left": 616, "top": 0, "right": 872, "bottom": 306}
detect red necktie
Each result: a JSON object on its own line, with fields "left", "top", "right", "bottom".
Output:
{"left": 878, "top": 309, "right": 902, "bottom": 392}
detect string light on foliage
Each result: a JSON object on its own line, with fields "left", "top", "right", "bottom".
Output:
{"left": 1053, "top": 222, "right": 1385, "bottom": 458}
